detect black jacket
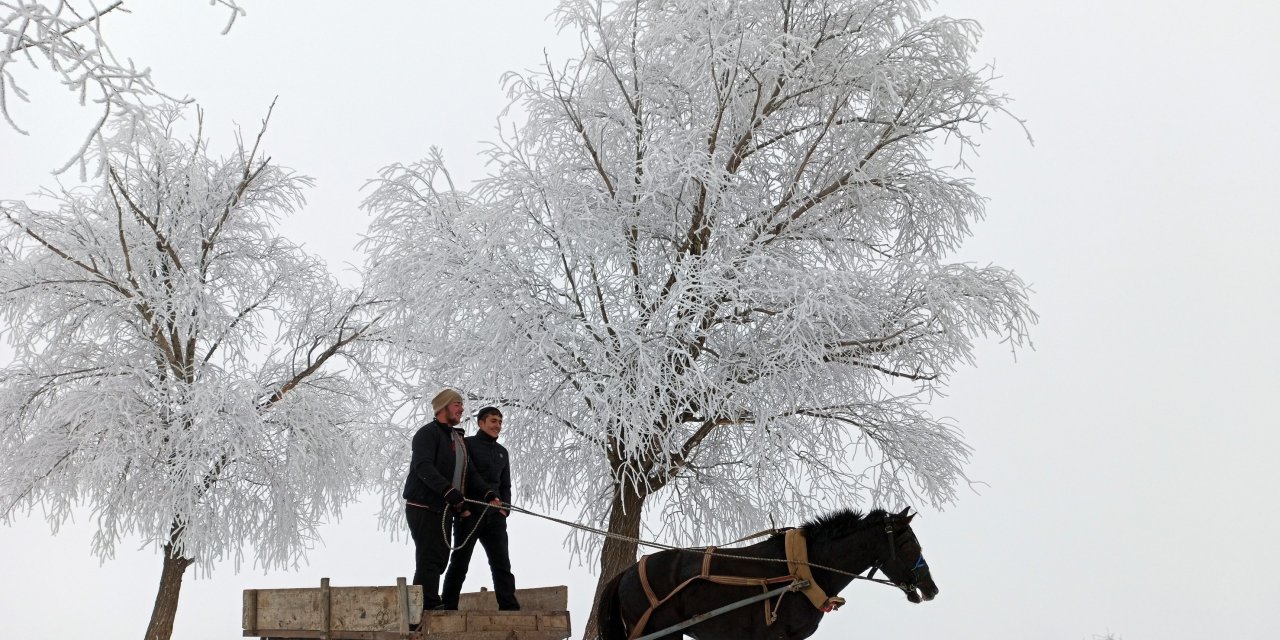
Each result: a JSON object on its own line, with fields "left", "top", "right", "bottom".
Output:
{"left": 403, "top": 420, "right": 496, "bottom": 512}
{"left": 463, "top": 431, "right": 511, "bottom": 504}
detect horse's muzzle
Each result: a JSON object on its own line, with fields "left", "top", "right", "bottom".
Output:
{"left": 905, "top": 576, "right": 939, "bottom": 603}
{"left": 917, "top": 577, "right": 940, "bottom": 602}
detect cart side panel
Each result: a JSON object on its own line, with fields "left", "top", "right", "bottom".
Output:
{"left": 255, "top": 587, "right": 322, "bottom": 630}
{"left": 418, "top": 610, "right": 572, "bottom": 640}
{"left": 457, "top": 585, "right": 567, "bottom": 612}
{"left": 246, "top": 585, "right": 423, "bottom": 632}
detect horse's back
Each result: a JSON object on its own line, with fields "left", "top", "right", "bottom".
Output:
{"left": 614, "top": 541, "right": 824, "bottom": 640}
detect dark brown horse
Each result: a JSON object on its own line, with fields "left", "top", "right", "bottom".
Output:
{"left": 597, "top": 508, "right": 937, "bottom": 640}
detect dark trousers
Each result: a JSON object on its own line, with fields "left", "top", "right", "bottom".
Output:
{"left": 441, "top": 512, "right": 519, "bottom": 610}
{"left": 406, "top": 505, "right": 452, "bottom": 609}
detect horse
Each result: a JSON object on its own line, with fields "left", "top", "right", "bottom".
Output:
{"left": 596, "top": 507, "right": 937, "bottom": 640}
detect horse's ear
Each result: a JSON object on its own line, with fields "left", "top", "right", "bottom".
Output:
{"left": 896, "top": 507, "right": 911, "bottom": 520}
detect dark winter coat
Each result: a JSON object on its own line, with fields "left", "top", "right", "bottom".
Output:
{"left": 463, "top": 431, "right": 511, "bottom": 504}
{"left": 403, "top": 420, "right": 496, "bottom": 512}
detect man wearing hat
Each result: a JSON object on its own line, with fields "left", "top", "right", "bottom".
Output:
{"left": 403, "top": 389, "right": 502, "bottom": 610}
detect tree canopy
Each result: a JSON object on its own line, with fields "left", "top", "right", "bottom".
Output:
{"left": 0, "top": 106, "right": 381, "bottom": 640}
{"left": 361, "top": 4, "right": 1034, "bottom": 630}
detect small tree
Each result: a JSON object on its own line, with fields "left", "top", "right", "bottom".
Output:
{"left": 1, "top": 0, "right": 246, "bottom": 175}
{"left": 0, "top": 106, "right": 381, "bottom": 640}
{"left": 361, "top": 0, "right": 1034, "bottom": 634}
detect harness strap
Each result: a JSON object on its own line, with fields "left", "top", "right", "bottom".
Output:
{"left": 638, "top": 555, "right": 660, "bottom": 608}
{"left": 784, "top": 529, "right": 845, "bottom": 612}
{"left": 625, "top": 550, "right": 799, "bottom": 640}
{"left": 723, "top": 527, "right": 782, "bottom": 545}
{"left": 629, "top": 555, "right": 660, "bottom": 640}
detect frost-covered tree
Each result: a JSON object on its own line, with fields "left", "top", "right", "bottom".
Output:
{"left": 0, "top": 106, "right": 381, "bottom": 640}
{"left": 361, "top": 0, "right": 1034, "bottom": 632}
{"left": 1, "top": 0, "right": 246, "bottom": 175}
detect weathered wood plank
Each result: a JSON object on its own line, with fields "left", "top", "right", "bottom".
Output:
{"left": 255, "top": 587, "right": 320, "bottom": 630}
{"left": 244, "top": 629, "right": 398, "bottom": 639}
{"left": 244, "top": 583, "right": 568, "bottom": 639}
{"left": 246, "top": 629, "right": 567, "bottom": 640}
{"left": 413, "top": 633, "right": 569, "bottom": 640}
{"left": 466, "top": 613, "right": 541, "bottom": 632}
{"left": 539, "top": 610, "right": 571, "bottom": 632}
{"left": 396, "top": 578, "right": 411, "bottom": 634}
{"left": 457, "top": 586, "right": 567, "bottom": 612}
{"left": 416, "top": 610, "right": 570, "bottom": 639}
{"left": 247, "top": 583, "right": 424, "bottom": 632}
{"left": 321, "top": 578, "right": 332, "bottom": 640}
{"left": 244, "top": 589, "right": 259, "bottom": 634}
{"left": 421, "top": 612, "right": 467, "bottom": 634}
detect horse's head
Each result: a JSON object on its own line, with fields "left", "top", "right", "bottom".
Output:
{"left": 874, "top": 508, "right": 939, "bottom": 603}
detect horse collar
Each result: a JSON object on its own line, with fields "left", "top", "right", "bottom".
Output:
{"left": 784, "top": 529, "right": 844, "bottom": 612}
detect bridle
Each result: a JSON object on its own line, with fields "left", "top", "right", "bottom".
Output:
{"left": 865, "top": 519, "right": 929, "bottom": 596}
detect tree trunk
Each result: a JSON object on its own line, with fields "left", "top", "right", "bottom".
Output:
{"left": 582, "top": 485, "right": 647, "bottom": 640}
{"left": 143, "top": 543, "right": 193, "bottom": 640}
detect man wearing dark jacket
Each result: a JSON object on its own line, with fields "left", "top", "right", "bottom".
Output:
{"left": 440, "top": 406, "right": 520, "bottom": 611}
{"left": 404, "top": 389, "right": 501, "bottom": 610}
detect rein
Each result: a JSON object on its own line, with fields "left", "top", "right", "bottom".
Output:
{"left": 438, "top": 501, "right": 494, "bottom": 551}
{"left": 464, "top": 498, "right": 904, "bottom": 590}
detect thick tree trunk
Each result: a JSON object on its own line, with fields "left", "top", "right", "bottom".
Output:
{"left": 582, "top": 485, "right": 647, "bottom": 640}
{"left": 143, "top": 543, "right": 193, "bottom": 640}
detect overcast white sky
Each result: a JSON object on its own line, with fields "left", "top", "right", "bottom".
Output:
{"left": 1, "top": 1, "right": 1277, "bottom": 639}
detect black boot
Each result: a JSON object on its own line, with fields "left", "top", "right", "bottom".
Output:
{"left": 420, "top": 575, "right": 443, "bottom": 611}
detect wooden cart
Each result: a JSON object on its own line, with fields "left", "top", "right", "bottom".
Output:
{"left": 242, "top": 579, "right": 572, "bottom": 640}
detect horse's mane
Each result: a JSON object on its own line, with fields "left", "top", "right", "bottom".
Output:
{"left": 794, "top": 508, "right": 891, "bottom": 541}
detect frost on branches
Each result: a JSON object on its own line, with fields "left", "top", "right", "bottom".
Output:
{"left": 0, "top": 106, "right": 379, "bottom": 640}
{"left": 361, "top": 0, "right": 1035, "bottom": 619}
{"left": 0, "top": 0, "right": 247, "bottom": 176}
